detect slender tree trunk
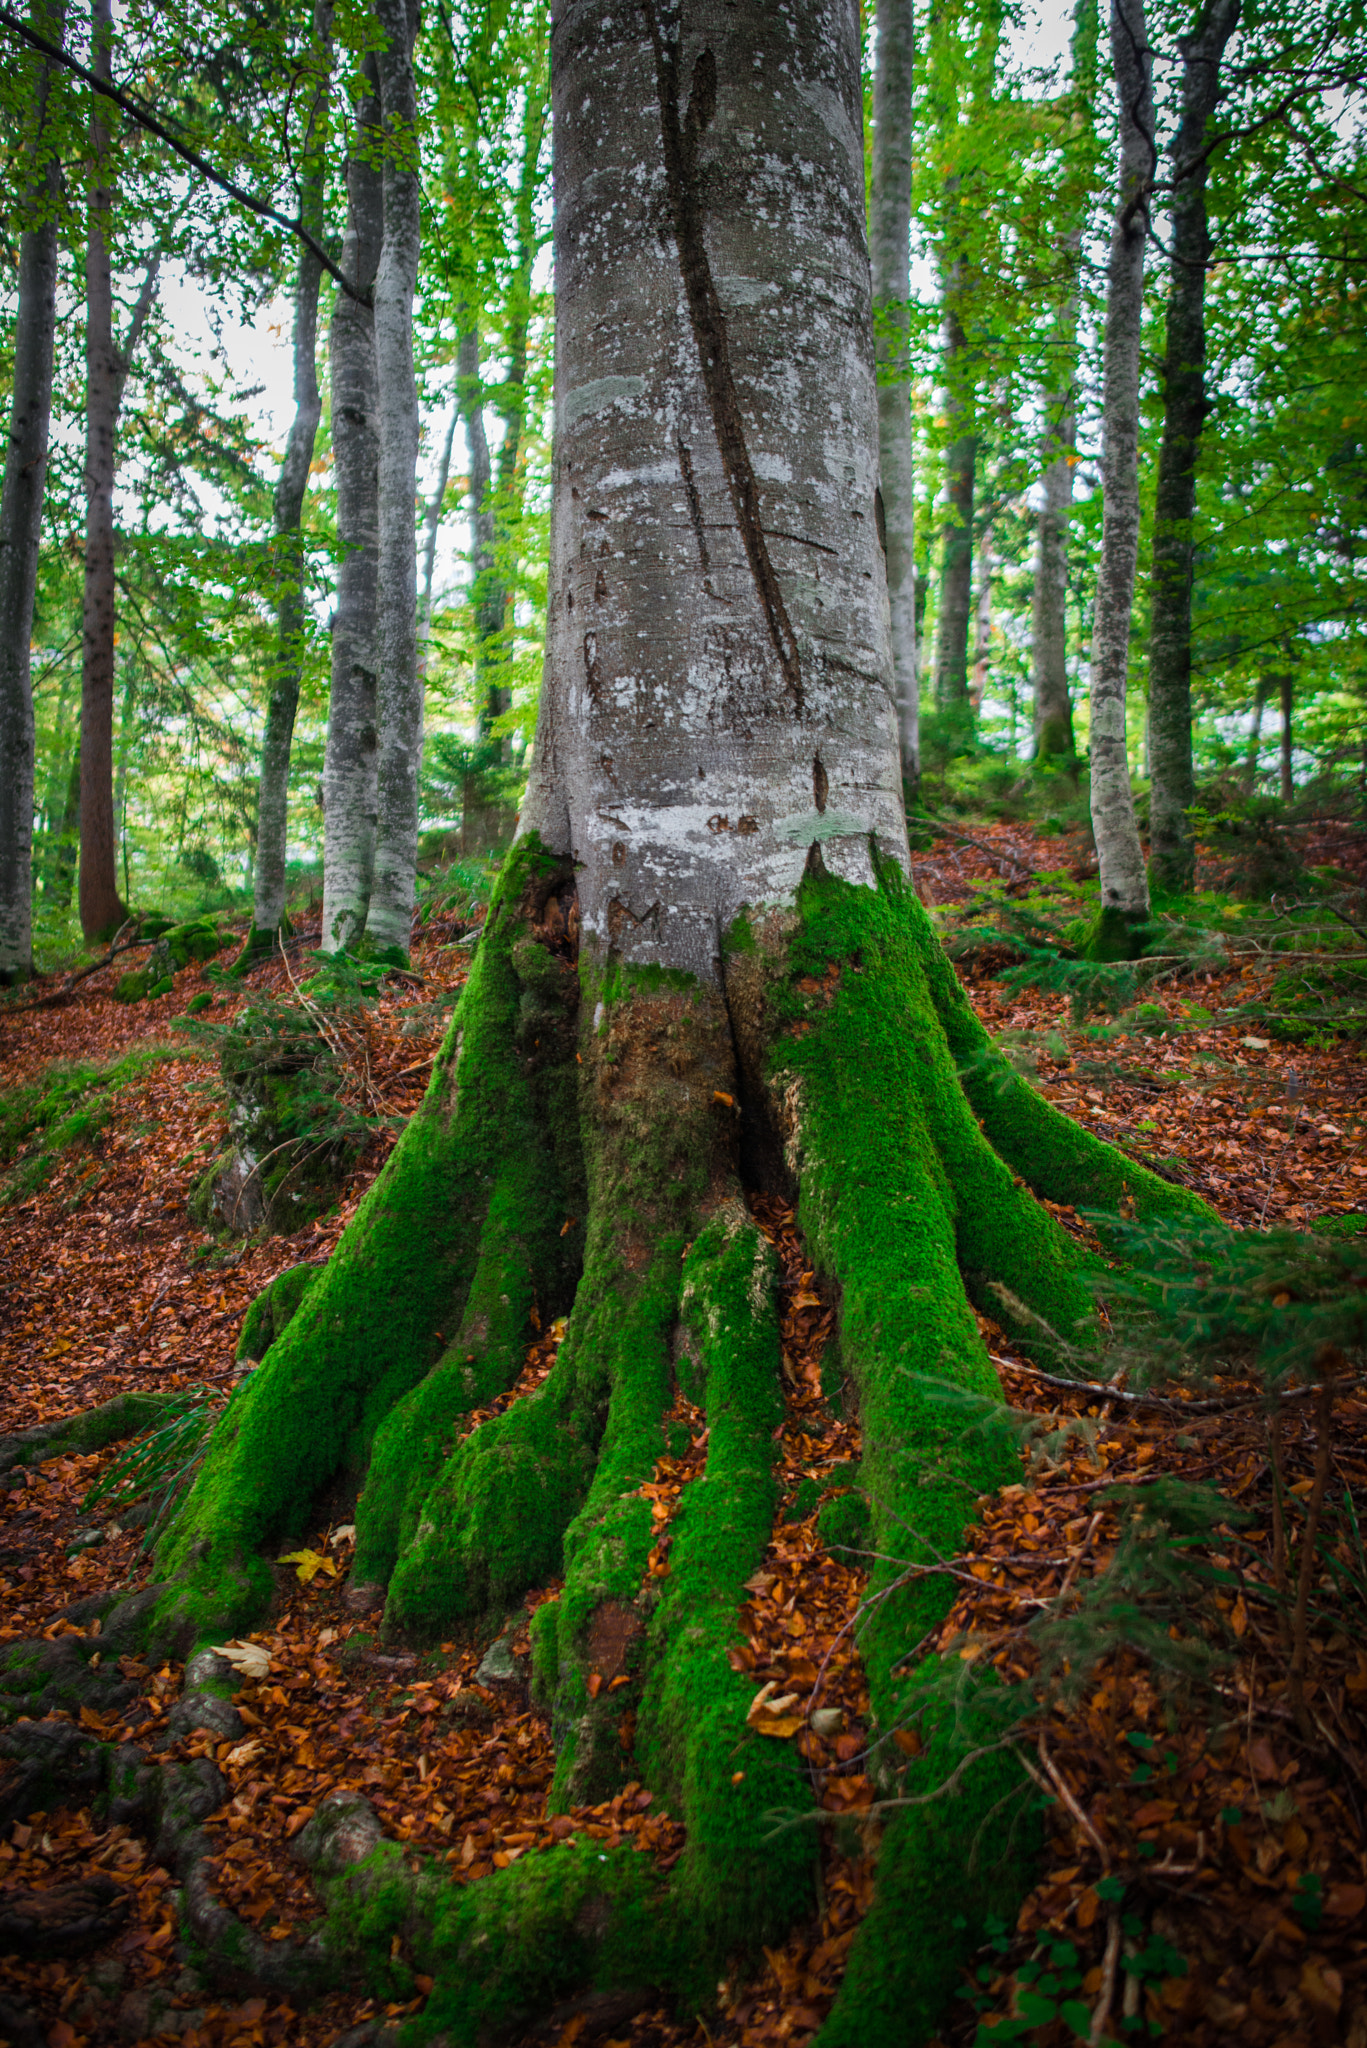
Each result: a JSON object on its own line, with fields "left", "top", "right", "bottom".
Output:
{"left": 79, "top": 0, "right": 126, "bottom": 942}
{"left": 51, "top": 740, "right": 81, "bottom": 910}
{"left": 363, "top": 0, "right": 423, "bottom": 962}
{"left": 113, "top": 646, "right": 134, "bottom": 902}
{"left": 1146, "top": 0, "right": 1240, "bottom": 895}
{"left": 1087, "top": 0, "right": 1154, "bottom": 957}
{"left": 0, "top": 0, "right": 66, "bottom": 982}
{"left": 38, "top": 667, "right": 76, "bottom": 894}
{"left": 1242, "top": 674, "right": 1267, "bottom": 791}
{"left": 248, "top": 4, "right": 334, "bottom": 957}
{"left": 1031, "top": 283, "right": 1081, "bottom": 764}
{"left": 871, "top": 0, "right": 918, "bottom": 795}
{"left": 456, "top": 321, "right": 513, "bottom": 857}
{"left": 420, "top": 401, "right": 458, "bottom": 633}
{"left": 933, "top": 303, "right": 976, "bottom": 720}
{"left": 321, "top": 56, "right": 383, "bottom": 953}
{"left": 1279, "top": 672, "right": 1293, "bottom": 800}
{"left": 971, "top": 528, "right": 992, "bottom": 710}
{"left": 1032, "top": 0, "right": 1098, "bottom": 772}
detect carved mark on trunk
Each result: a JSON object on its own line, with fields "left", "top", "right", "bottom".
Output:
{"left": 583, "top": 630, "right": 604, "bottom": 701}
{"left": 812, "top": 752, "right": 828, "bottom": 814}
{"left": 675, "top": 434, "right": 711, "bottom": 577}
{"left": 645, "top": 11, "right": 803, "bottom": 712}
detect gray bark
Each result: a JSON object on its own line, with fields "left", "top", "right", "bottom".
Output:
{"left": 1031, "top": 378, "right": 1076, "bottom": 761}
{"left": 519, "top": 0, "right": 908, "bottom": 981}
{"left": 933, "top": 302, "right": 975, "bottom": 716}
{"left": 363, "top": 0, "right": 423, "bottom": 962}
{"left": 457, "top": 322, "right": 514, "bottom": 858}
{"left": 871, "top": 0, "right": 918, "bottom": 793}
{"left": 0, "top": 0, "right": 66, "bottom": 982}
{"left": 420, "top": 402, "right": 458, "bottom": 632}
{"left": 251, "top": 3, "right": 334, "bottom": 947}
{"left": 1145, "top": 0, "right": 1239, "bottom": 894}
{"left": 1033, "top": 0, "right": 1098, "bottom": 769}
{"left": 1087, "top": 0, "right": 1154, "bottom": 943}
{"left": 320, "top": 55, "right": 383, "bottom": 953}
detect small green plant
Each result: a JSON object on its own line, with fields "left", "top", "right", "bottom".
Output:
{"left": 81, "top": 1387, "right": 222, "bottom": 1549}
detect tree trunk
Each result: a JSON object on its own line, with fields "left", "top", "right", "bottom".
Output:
{"left": 78, "top": 0, "right": 126, "bottom": 943}
{"left": 245, "top": 4, "right": 334, "bottom": 962}
{"left": 933, "top": 303, "right": 976, "bottom": 723}
{"left": 419, "top": 401, "right": 458, "bottom": 633}
{"left": 871, "top": 0, "right": 918, "bottom": 796}
{"left": 457, "top": 320, "right": 516, "bottom": 857}
{"left": 1032, "top": 0, "right": 1099, "bottom": 773}
{"left": 320, "top": 55, "right": 383, "bottom": 954}
{"left": 362, "top": 0, "right": 423, "bottom": 963}
{"left": 1279, "top": 671, "right": 1293, "bottom": 799}
{"left": 1086, "top": 0, "right": 1154, "bottom": 958}
{"left": 136, "top": 3, "right": 1216, "bottom": 2036}
{"left": 971, "top": 528, "right": 992, "bottom": 710}
{"left": 1145, "top": 0, "right": 1240, "bottom": 895}
{"left": 0, "top": 0, "right": 66, "bottom": 983}
{"left": 1243, "top": 675, "right": 1267, "bottom": 791}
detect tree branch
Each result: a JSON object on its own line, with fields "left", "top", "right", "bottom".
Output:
{"left": 0, "top": 5, "right": 364, "bottom": 303}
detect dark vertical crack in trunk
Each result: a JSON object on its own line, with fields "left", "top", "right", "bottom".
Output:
{"left": 644, "top": 5, "right": 803, "bottom": 712}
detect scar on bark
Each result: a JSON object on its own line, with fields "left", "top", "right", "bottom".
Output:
{"left": 676, "top": 434, "right": 711, "bottom": 578}
{"left": 646, "top": 13, "right": 803, "bottom": 712}
{"left": 813, "top": 752, "right": 829, "bottom": 814}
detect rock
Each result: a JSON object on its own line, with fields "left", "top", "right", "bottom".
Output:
{"left": 343, "top": 1579, "right": 385, "bottom": 1615}
{"left": 0, "top": 1991, "right": 43, "bottom": 2048}
{"left": 475, "top": 1633, "right": 525, "bottom": 1686}
{"left": 292, "top": 1790, "right": 384, "bottom": 1876}
{"left": 184, "top": 1648, "right": 238, "bottom": 1692}
{"left": 165, "top": 1692, "right": 242, "bottom": 1743}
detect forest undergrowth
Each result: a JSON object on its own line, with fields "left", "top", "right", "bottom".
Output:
{"left": 0, "top": 820, "right": 1364, "bottom": 2048}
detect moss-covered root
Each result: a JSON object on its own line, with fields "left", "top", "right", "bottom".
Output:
{"left": 235, "top": 1263, "right": 320, "bottom": 1364}
{"left": 0, "top": 1390, "right": 180, "bottom": 1483}
{"left": 637, "top": 1207, "right": 817, "bottom": 1955}
{"left": 815, "top": 1715, "right": 1036, "bottom": 2048}
{"left": 383, "top": 971, "right": 737, "bottom": 1694}
{"left": 150, "top": 836, "right": 582, "bottom": 1654}
{"left": 909, "top": 894, "right": 1217, "bottom": 1231}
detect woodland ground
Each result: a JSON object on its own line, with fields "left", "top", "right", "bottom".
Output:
{"left": 0, "top": 819, "right": 1364, "bottom": 2048}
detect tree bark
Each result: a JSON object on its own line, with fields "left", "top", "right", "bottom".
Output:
{"left": 79, "top": 0, "right": 125, "bottom": 942}
{"left": 1242, "top": 674, "right": 1267, "bottom": 791}
{"left": 419, "top": 402, "right": 458, "bottom": 634}
{"left": 1145, "top": 0, "right": 1240, "bottom": 895}
{"left": 1278, "top": 671, "right": 1293, "bottom": 800}
{"left": 455, "top": 321, "right": 515, "bottom": 857}
{"left": 1032, "top": 0, "right": 1098, "bottom": 772}
{"left": 247, "top": 3, "right": 334, "bottom": 958}
{"left": 871, "top": 0, "right": 918, "bottom": 795}
{"left": 1087, "top": 0, "right": 1154, "bottom": 957}
{"left": 138, "top": 4, "right": 1221, "bottom": 2037}
{"left": 320, "top": 54, "right": 383, "bottom": 953}
{"left": 933, "top": 302, "right": 976, "bottom": 721}
{"left": 0, "top": 0, "right": 66, "bottom": 982}
{"left": 363, "top": 0, "right": 423, "bottom": 963}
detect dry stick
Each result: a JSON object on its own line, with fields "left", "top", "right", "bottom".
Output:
{"left": 1267, "top": 1403, "right": 1292, "bottom": 1648}
{"left": 1, "top": 922, "right": 152, "bottom": 1014}
{"left": 1091, "top": 1905, "right": 1123, "bottom": 2048}
{"left": 917, "top": 816, "right": 1038, "bottom": 878}
{"left": 989, "top": 1352, "right": 1362, "bottom": 1417}
{"left": 1289, "top": 1380, "right": 1336, "bottom": 1742}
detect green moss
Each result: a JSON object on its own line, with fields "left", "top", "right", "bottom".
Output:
{"left": 815, "top": 1489, "right": 870, "bottom": 1556}
{"left": 1085, "top": 904, "right": 1151, "bottom": 961}
{"left": 910, "top": 906, "right": 1217, "bottom": 1231}
{"left": 636, "top": 1207, "right": 816, "bottom": 1954}
{"left": 236, "top": 1264, "right": 320, "bottom": 1363}
{"left": 152, "top": 836, "right": 581, "bottom": 1654}
{"left": 529, "top": 1598, "right": 560, "bottom": 1710}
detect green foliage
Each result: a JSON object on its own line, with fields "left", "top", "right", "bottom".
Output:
{"left": 81, "top": 1387, "right": 222, "bottom": 1552}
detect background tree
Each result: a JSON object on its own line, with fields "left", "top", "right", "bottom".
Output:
{"left": 871, "top": 0, "right": 918, "bottom": 795}
{"left": 1087, "top": 0, "right": 1153, "bottom": 955}
{"left": 0, "top": 0, "right": 67, "bottom": 983}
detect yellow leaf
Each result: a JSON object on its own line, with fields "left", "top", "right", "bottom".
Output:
{"left": 277, "top": 1548, "right": 337, "bottom": 1583}
{"left": 753, "top": 1716, "right": 803, "bottom": 1740}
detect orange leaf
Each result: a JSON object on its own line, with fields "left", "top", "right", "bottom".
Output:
{"left": 587, "top": 1672, "right": 604, "bottom": 1699}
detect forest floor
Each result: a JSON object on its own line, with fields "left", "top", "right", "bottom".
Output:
{"left": 0, "top": 821, "right": 1364, "bottom": 2048}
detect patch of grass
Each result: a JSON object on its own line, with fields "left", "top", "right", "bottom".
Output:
{"left": 0, "top": 1044, "right": 184, "bottom": 1207}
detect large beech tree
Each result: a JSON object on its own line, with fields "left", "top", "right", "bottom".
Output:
{"left": 62, "top": 1, "right": 1214, "bottom": 2037}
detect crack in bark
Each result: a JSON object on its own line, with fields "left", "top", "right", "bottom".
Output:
{"left": 675, "top": 433, "right": 711, "bottom": 577}
{"left": 644, "top": 5, "right": 803, "bottom": 712}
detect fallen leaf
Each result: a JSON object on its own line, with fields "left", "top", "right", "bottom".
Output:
{"left": 277, "top": 1548, "right": 338, "bottom": 1583}
{"left": 210, "top": 1639, "right": 271, "bottom": 1679}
